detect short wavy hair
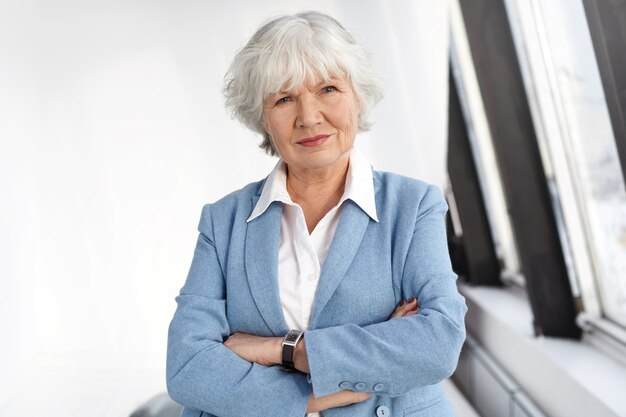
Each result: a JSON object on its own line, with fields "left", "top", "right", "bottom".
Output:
{"left": 223, "top": 11, "right": 384, "bottom": 156}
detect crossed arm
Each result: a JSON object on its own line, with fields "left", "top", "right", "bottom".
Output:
{"left": 223, "top": 298, "right": 421, "bottom": 413}
{"left": 168, "top": 186, "right": 466, "bottom": 416}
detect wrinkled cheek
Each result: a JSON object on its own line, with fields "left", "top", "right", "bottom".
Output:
{"left": 341, "top": 112, "right": 359, "bottom": 142}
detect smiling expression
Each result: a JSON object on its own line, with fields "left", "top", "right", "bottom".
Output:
{"left": 261, "top": 77, "right": 361, "bottom": 176}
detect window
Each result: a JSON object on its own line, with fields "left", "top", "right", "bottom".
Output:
{"left": 503, "top": 0, "right": 626, "bottom": 327}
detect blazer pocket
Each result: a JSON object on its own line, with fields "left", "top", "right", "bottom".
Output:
{"left": 403, "top": 395, "right": 456, "bottom": 417}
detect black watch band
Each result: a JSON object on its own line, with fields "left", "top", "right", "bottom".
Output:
{"left": 281, "top": 329, "right": 304, "bottom": 370}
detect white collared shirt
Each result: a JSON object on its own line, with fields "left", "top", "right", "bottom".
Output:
{"left": 248, "top": 148, "right": 377, "bottom": 415}
{"left": 248, "top": 147, "right": 376, "bottom": 318}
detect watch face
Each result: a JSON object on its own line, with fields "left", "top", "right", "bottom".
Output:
{"left": 285, "top": 330, "right": 302, "bottom": 343}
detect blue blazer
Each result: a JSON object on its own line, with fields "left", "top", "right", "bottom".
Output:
{"left": 167, "top": 170, "right": 467, "bottom": 417}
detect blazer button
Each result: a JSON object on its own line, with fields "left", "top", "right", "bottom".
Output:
{"left": 339, "top": 381, "right": 352, "bottom": 389}
{"left": 355, "top": 382, "right": 367, "bottom": 391}
{"left": 375, "top": 405, "right": 390, "bottom": 417}
{"left": 373, "top": 383, "right": 385, "bottom": 392}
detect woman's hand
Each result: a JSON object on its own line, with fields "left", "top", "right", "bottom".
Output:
{"left": 224, "top": 332, "right": 311, "bottom": 372}
{"left": 389, "top": 297, "right": 420, "bottom": 319}
{"left": 306, "top": 391, "right": 372, "bottom": 413}
{"left": 224, "top": 333, "right": 282, "bottom": 366}
{"left": 223, "top": 335, "right": 371, "bottom": 413}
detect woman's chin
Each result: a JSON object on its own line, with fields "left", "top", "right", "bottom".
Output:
{"left": 289, "top": 152, "right": 350, "bottom": 175}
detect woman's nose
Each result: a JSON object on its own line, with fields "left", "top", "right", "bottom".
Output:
{"left": 295, "top": 95, "right": 323, "bottom": 128}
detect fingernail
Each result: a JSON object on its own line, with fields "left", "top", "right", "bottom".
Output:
{"left": 409, "top": 297, "right": 416, "bottom": 303}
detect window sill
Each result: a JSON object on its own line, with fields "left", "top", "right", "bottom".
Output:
{"left": 459, "top": 283, "right": 626, "bottom": 417}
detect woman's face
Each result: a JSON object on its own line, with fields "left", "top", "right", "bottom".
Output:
{"left": 261, "top": 76, "right": 361, "bottom": 175}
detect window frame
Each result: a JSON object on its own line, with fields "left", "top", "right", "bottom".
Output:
{"left": 455, "top": 0, "right": 581, "bottom": 338}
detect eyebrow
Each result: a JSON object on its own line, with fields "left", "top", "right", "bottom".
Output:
{"left": 316, "top": 78, "right": 341, "bottom": 87}
{"left": 269, "top": 79, "right": 344, "bottom": 98}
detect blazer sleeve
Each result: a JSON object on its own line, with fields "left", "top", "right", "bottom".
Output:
{"left": 166, "top": 204, "right": 311, "bottom": 417}
{"left": 304, "top": 185, "right": 467, "bottom": 398}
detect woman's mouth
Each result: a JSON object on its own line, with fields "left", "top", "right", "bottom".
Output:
{"left": 297, "top": 134, "right": 331, "bottom": 147}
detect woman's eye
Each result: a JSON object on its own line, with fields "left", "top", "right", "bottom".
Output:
{"left": 322, "top": 86, "right": 337, "bottom": 93}
{"left": 276, "top": 96, "right": 291, "bottom": 105}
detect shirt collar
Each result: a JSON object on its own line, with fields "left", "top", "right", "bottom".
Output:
{"left": 247, "top": 147, "right": 378, "bottom": 223}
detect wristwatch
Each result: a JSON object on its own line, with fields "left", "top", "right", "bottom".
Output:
{"left": 281, "top": 329, "right": 304, "bottom": 370}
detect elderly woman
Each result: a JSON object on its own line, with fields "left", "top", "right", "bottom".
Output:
{"left": 167, "top": 11, "right": 466, "bottom": 417}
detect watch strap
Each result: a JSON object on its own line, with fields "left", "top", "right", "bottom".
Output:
{"left": 281, "top": 329, "right": 304, "bottom": 370}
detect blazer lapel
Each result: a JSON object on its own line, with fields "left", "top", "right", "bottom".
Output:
{"left": 309, "top": 200, "right": 371, "bottom": 329}
{"left": 244, "top": 198, "right": 289, "bottom": 336}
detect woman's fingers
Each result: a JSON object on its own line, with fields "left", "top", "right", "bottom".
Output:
{"left": 307, "top": 390, "right": 372, "bottom": 413}
{"left": 389, "top": 298, "right": 420, "bottom": 319}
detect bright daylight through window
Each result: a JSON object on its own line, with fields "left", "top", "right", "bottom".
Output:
{"left": 505, "top": 0, "right": 626, "bottom": 328}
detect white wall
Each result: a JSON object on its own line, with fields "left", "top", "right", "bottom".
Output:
{"left": 0, "top": 0, "right": 450, "bottom": 407}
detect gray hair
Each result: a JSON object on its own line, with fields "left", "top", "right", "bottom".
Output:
{"left": 223, "top": 11, "right": 384, "bottom": 156}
